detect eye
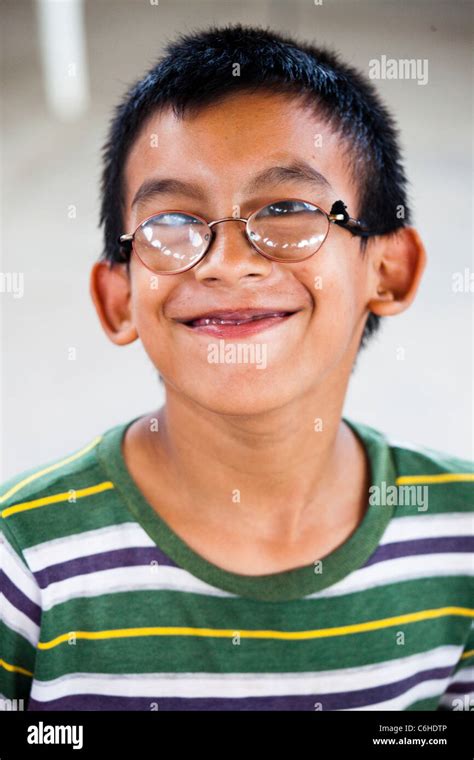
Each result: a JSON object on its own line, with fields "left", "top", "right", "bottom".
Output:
{"left": 144, "top": 212, "right": 202, "bottom": 228}
{"left": 259, "top": 200, "right": 316, "bottom": 216}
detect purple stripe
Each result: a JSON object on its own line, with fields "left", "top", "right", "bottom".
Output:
{"left": 28, "top": 665, "right": 453, "bottom": 711}
{"left": 0, "top": 570, "right": 41, "bottom": 625}
{"left": 444, "top": 681, "right": 474, "bottom": 694}
{"left": 363, "top": 536, "right": 474, "bottom": 567}
{"left": 34, "top": 547, "right": 178, "bottom": 589}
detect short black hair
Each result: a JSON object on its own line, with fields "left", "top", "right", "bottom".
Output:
{"left": 99, "top": 24, "right": 412, "bottom": 348}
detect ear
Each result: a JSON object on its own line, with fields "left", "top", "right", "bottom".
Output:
{"left": 89, "top": 261, "right": 138, "bottom": 345}
{"left": 367, "top": 227, "right": 427, "bottom": 316}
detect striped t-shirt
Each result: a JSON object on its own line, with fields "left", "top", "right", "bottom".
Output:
{"left": 1, "top": 416, "right": 473, "bottom": 711}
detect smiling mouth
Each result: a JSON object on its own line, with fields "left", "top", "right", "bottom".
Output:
{"left": 175, "top": 309, "right": 300, "bottom": 338}
{"left": 185, "top": 311, "right": 295, "bottom": 328}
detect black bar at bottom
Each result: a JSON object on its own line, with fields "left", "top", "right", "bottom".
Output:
{"left": 0, "top": 709, "right": 472, "bottom": 758}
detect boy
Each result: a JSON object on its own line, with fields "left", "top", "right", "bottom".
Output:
{"left": 1, "top": 25, "right": 472, "bottom": 711}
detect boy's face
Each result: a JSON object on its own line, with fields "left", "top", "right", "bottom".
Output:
{"left": 96, "top": 92, "right": 419, "bottom": 415}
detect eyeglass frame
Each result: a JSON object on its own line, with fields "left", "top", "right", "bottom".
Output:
{"left": 117, "top": 198, "right": 377, "bottom": 276}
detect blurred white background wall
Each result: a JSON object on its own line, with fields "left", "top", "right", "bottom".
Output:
{"left": 1, "top": 0, "right": 472, "bottom": 479}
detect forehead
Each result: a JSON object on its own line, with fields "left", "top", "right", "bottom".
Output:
{"left": 123, "top": 91, "right": 356, "bottom": 221}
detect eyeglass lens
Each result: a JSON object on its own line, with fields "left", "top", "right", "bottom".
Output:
{"left": 132, "top": 201, "right": 329, "bottom": 273}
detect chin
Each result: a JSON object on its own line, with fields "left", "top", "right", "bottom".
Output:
{"left": 169, "top": 369, "right": 308, "bottom": 416}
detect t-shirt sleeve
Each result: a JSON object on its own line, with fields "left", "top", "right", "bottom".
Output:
{"left": 0, "top": 517, "right": 41, "bottom": 708}
{"left": 437, "top": 621, "right": 474, "bottom": 711}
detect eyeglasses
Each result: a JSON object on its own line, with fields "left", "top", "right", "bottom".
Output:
{"left": 118, "top": 198, "right": 374, "bottom": 275}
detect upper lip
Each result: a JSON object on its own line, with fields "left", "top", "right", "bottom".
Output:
{"left": 174, "top": 308, "right": 300, "bottom": 324}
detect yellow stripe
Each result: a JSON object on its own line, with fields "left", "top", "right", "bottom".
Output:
{"left": 0, "top": 658, "right": 33, "bottom": 677}
{"left": 0, "top": 436, "right": 103, "bottom": 504}
{"left": 1, "top": 482, "right": 114, "bottom": 519}
{"left": 461, "top": 649, "right": 474, "bottom": 660}
{"left": 38, "top": 606, "right": 474, "bottom": 651}
{"left": 396, "top": 473, "right": 474, "bottom": 485}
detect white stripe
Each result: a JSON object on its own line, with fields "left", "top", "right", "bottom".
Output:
{"left": 443, "top": 665, "right": 474, "bottom": 684}
{"left": 22, "top": 513, "right": 473, "bottom": 577}
{"left": 1, "top": 534, "right": 41, "bottom": 606}
{"left": 306, "top": 553, "right": 473, "bottom": 599}
{"left": 30, "top": 645, "right": 460, "bottom": 701}
{"left": 41, "top": 565, "right": 234, "bottom": 611}
{"left": 386, "top": 436, "right": 471, "bottom": 463}
{"left": 24, "top": 523, "right": 155, "bottom": 572}
{"left": 1, "top": 596, "right": 40, "bottom": 648}
{"left": 379, "top": 513, "right": 473, "bottom": 544}
{"left": 37, "top": 550, "right": 472, "bottom": 610}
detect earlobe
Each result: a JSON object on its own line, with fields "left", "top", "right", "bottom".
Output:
{"left": 367, "top": 227, "right": 427, "bottom": 317}
{"left": 89, "top": 261, "right": 138, "bottom": 345}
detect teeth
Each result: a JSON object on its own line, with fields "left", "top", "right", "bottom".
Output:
{"left": 200, "top": 318, "right": 247, "bottom": 325}
{"left": 186, "top": 312, "right": 294, "bottom": 328}
{"left": 193, "top": 312, "right": 287, "bottom": 327}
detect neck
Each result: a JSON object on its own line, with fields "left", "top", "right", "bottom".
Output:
{"left": 132, "top": 366, "right": 368, "bottom": 542}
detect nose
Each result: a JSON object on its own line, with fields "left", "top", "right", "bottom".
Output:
{"left": 193, "top": 218, "right": 272, "bottom": 286}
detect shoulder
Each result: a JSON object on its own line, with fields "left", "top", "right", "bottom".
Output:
{"left": 347, "top": 419, "right": 473, "bottom": 611}
{"left": 385, "top": 431, "right": 473, "bottom": 476}
{"left": 385, "top": 432, "right": 473, "bottom": 513}
{"left": 0, "top": 425, "right": 122, "bottom": 557}
{"left": 346, "top": 417, "right": 473, "bottom": 515}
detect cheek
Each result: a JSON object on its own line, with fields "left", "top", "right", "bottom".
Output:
{"left": 129, "top": 268, "right": 175, "bottom": 363}
{"left": 298, "top": 245, "right": 367, "bottom": 333}
{"left": 286, "top": 244, "right": 369, "bottom": 377}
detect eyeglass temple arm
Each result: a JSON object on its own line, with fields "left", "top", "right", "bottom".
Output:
{"left": 328, "top": 200, "right": 376, "bottom": 238}
{"left": 117, "top": 233, "right": 133, "bottom": 258}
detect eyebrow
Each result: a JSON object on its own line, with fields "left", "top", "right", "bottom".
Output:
{"left": 130, "top": 160, "right": 333, "bottom": 210}
{"left": 131, "top": 178, "right": 204, "bottom": 209}
{"left": 244, "top": 161, "right": 333, "bottom": 194}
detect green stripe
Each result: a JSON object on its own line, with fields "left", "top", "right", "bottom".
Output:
{"left": 406, "top": 696, "right": 441, "bottom": 710}
{"left": 39, "top": 575, "right": 474, "bottom": 637}
{"left": 0, "top": 622, "right": 36, "bottom": 670}
{"left": 389, "top": 483, "right": 474, "bottom": 515}
{"left": 0, "top": 667, "right": 32, "bottom": 701}
{"left": 34, "top": 616, "right": 470, "bottom": 681}
{"left": 5, "top": 488, "right": 132, "bottom": 550}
